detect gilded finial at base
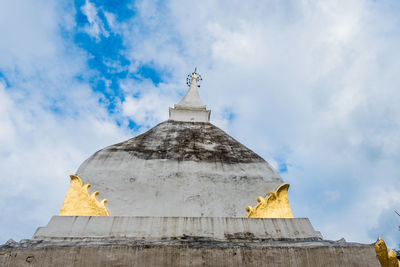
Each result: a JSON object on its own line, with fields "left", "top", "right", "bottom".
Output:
{"left": 375, "top": 237, "right": 400, "bottom": 267}
{"left": 59, "top": 174, "right": 109, "bottom": 216}
{"left": 246, "top": 183, "right": 294, "bottom": 218}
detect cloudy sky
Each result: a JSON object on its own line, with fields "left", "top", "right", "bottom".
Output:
{"left": 0, "top": 0, "right": 399, "bottom": 248}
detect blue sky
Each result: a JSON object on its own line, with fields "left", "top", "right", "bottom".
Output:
{"left": 0, "top": 0, "right": 399, "bottom": 248}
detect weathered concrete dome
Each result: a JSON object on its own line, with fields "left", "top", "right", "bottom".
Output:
{"left": 76, "top": 70, "right": 284, "bottom": 217}
{"left": 77, "top": 120, "right": 283, "bottom": 217}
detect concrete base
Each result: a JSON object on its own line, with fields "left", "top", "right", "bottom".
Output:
{"left": 0, "top": 239, "right": 379, "bottom": 267}
{"left": 33, "top": 216, "right": 323, "bottom": 241}
{"left": 0, "top": 217, "right": 379, "bottom": 266}
{"left": 169, "top": 107, "right": 211, "bottom": 122}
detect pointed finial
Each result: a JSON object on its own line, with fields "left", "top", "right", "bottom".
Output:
{"left": 193, "top": 67, "right": 197, "bottom": 79}
{"left": 169, "top": 68, "right": 211, "bottom": 122}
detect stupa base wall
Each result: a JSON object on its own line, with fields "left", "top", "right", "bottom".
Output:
{"left": 1, "top": 216, "right": 379, "bottom": 266}
{"left": 0, "top": 241, "right": 379, "bottom": 267}
{"left": 33, "top": 216, "right": 323, "bottom": 241}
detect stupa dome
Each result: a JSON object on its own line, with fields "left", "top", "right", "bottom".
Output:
{"left": 76, "top": 69, "right": 284, "bottom": 217}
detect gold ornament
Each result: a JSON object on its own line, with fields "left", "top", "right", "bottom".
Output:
{"left": 375, "top": 237, "right": 400, "bottom": 267}
{"left": 59, "top": 174, "right": 109, "bottom": 216}
{"left": 246, "top": 183, "right": 294, "bottom": 218}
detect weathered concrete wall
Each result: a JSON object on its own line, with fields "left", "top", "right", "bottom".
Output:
{"left": 0, "top": 243, "right": 380, "bottom": 267}
{"left": 33, "top": 216, "right": 323, "bottom": 240}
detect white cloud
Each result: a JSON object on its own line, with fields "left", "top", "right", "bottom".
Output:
{"left": 81, "top": 0, "right": 109, "bottom": 39}
{"left": 120, "top": 78, "right": 182, "bottom": 130}
{"left": 104, "top": 11, "right": 117, "bottom": 32}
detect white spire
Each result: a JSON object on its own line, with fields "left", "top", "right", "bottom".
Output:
{"left": 169, "top": 68, "right": 211, "bottom": 122}
{"left": 175, "top": 69, "right": 205, "bottom": 108}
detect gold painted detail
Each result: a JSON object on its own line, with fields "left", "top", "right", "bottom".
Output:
{"left": 59, "top": 174, "right": 109, "bottom": 216}
{"left": 246, "top": 184, "right": 294, "bottom": 218}
{"left": 375, "top": 237, "right": 400, "bottom": 267}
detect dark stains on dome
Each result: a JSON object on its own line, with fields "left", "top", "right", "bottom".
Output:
{"left": 101, "top": 120, "right": 265, "bottom": 164}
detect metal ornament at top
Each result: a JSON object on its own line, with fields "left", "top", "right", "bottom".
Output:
{"left": 186, "top": 67, "right": 202, "bottom": 87}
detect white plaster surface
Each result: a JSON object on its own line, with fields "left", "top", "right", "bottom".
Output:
{"left": 169, "top": 107, "right": 210, "bottom": 122}
{"left": 33, "top": 216, "right": 323, "bottom": 240}
{"left": 77, "top": 157, "right": 283, "bottom": 217}
{"left": 175, "top": 74, "right": 205, "bottom": 108}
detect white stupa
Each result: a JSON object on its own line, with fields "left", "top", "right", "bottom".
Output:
{"left": 1, "top": 69, "right": 383, "bottom": 267}
{"left": 76, "top": 69, "right": 283, "bottom": 217}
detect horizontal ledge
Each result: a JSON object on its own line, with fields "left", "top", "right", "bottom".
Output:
{"left": 33, "top": 216, "right": 323, "bottom": 241}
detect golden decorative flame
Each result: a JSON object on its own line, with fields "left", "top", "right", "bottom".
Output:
{"left": 59, "top": 174, "right": 109, "bottom": 216}
{"left": 246, "top": 183, "right": 294, "bottom": 218}
{"left": 375, "top": 237, "right": 400, "bottom": 267}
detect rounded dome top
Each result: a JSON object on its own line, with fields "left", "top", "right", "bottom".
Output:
{"left": 102, "top": 121, "right": 265, "bottom": 163}
{"left": 76, "top": 120, "right": 284, "bottom": 217}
